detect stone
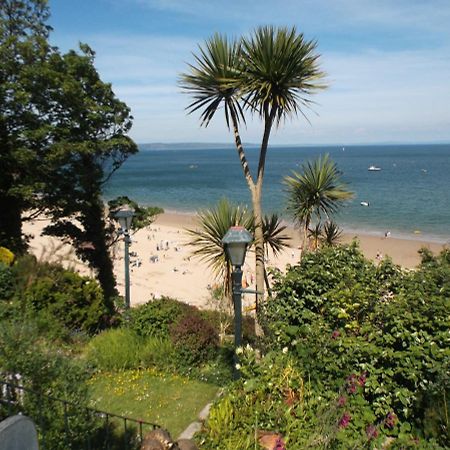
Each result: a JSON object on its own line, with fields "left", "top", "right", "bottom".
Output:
{"left": 177, "top": 438, "right": 199, "bottom": 450}
{"left": 0, "top": 415, "right": 38, "bottom": 450}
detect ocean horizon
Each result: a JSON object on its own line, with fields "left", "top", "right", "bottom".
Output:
{"left": 104, "top": 143, "right": 450, "bottom": 244}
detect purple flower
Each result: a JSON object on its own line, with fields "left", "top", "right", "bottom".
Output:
{"left": 347, "top": 383, "right": 357, "bottom": 394}
{"left": 331, "top": 330, "right": 340, "bottom": 339}
{"left": 358, "top": 372, "right": 367, "bottom": 387}
{"left": 337, "top": 395, "right": 347, "bottom": 407}
{"left": 366, "top": 424, "right": 378, "bottom": 440}
{"left": 274, "top": 437, "right": 286, "bottom": 450}
{"left": 338, "top": 412, "right": 351, "bottom": 428}
{"left": 384, "top": 411, "right": 397, "bottom": 429}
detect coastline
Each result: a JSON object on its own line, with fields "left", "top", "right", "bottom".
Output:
{"left": 22, "top": 211, "right": 446, "bottom": 309}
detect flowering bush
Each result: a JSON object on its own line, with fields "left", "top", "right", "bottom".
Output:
{"left": 262, "top": 243, "right": 449, "bottom": 447}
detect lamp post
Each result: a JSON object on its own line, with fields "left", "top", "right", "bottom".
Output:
{"left": 115, "top": 205, "right": 135, "bottom": 309}
{"left": 222, "top": 226, "right": 253, "bottom": 378}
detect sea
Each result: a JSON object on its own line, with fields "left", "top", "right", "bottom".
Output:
{"left": 104, "top": 143, "right": 450, "bottom": 244}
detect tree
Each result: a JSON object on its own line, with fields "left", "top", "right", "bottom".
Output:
{"left": 108, "top": 196, "right": 163, "bottom": 236}
{"left": 0, "top": 1, "right": 137, "bottom": 307}
{"left": 180, "top": 26, "right": 325, "bottom": 317}
{"left": 0, "top": 0, "right": 52, "bottom": 251}
{"left": 186, "top": 198, "right": 289, "bottom": 302}
{"left": 39, "top": 45, "right": 137, "bottom": 306}
{"left": 284, "top": 154, "right": 353, "bottom": 251}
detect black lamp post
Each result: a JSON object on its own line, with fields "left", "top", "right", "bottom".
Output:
{"left": 222, "top": 226, "right": 253, "bottom": 378}
{"left": 114, "top": 206, "right": 135, "bottom": 309}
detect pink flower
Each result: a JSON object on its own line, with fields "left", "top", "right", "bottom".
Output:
{"left": 384, "top": 411, "right": 397, "bottom": 429}
{"left": 337, "top": 396, "right": 347, "bottom": 407}
{"left": 338, "top": 412, "right": 351, "bottom": 428}
{"left": 331, "top": 330, "right": 340, "bottom": 339}
{"left": 274, "top": 437, "right": 286, "bottom": 449}
{"left": 358, "top": 372, "right": 367, "bottom": 387}
{"left": 366, "top": 424, "right": 378, "bottom": 440}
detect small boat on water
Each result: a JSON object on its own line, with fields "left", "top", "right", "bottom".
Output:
{"left": 360, "top": 201, "right": 370, "bottom": 207}
{"left": 368, "top": 165, "right": 381, "bottom": 171}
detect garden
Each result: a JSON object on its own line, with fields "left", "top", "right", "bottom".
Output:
{"left": 0, "top": 242, "right": 449, "bottom": 449}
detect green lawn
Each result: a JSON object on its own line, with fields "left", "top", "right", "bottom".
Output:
{"left": 88, "top": 368, "right": 218, "bottom": 438}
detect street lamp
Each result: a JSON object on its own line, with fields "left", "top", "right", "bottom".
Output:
{"left": 222, "top": 226, "right": 253, "bottom": 378}
{"left": 115, "top": 205, "right": 135, "bottom": 309}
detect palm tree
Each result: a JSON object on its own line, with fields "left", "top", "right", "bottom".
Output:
{"left": 180, "top": 26, "right": 325, "bottom": 317}
{"left": 284, "top": 154, "right": 353, "bottom": 250}
{"left": 320, "top": 220, "right": 343, "bottom": 247}
{"left": 186, "top": 199, "right": 253, "bottom": 299}
{"left": 186, "top": 200, "right": 290, "bottom": 302}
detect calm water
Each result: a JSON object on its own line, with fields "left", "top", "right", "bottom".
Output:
{"left": 104, "top": 144, "right": 450, "bottom": 243}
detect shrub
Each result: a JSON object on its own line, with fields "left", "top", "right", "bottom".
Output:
{"left": 0, "top": 246, "right": 14, "bottom": 265}
{"left": 0, "top": 262, "right": 15, "bottom": 301}
{"left": 127, "top": 297, "right": 196, "bottom": 339}
{"left": 140, "top": 336, "right": 177, "bottom": 370}
{"left": 262, "top": 243, "right": 449, "bottom": 447}
{"left": 169, "top": 313, "right": 219, "bottom": 365}
{"left": 86, "top": 328, "right": 143, "bottom": 371}
{"left": 21, "top": 267, "right": 108, "bottom": 338}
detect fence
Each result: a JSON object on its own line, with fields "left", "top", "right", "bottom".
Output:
{"left": 0, "top": 379, "right": 159, "bottom": 450}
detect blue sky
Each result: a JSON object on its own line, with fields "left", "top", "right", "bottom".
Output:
{"left": 48, "top": 0, "right": 450, "bottom": 145}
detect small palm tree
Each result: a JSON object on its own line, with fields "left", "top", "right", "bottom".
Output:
{"left": 186, "top": 200, "right": 290, "bottom": 301}
{"left": 320, "top": 220, "right": 343, "bottom": 247}
{"left": 285, "top": 154, "right": 353, "bottom": 250}
{"left": 186, "top": 199, "right": 253, "bottom": 299}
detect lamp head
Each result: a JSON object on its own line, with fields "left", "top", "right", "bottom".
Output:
{"left": 114, "top": 205, "right": 135, "bottom": 231}
{"left": 222, "top": 226, "right": 253, "bottom": 267}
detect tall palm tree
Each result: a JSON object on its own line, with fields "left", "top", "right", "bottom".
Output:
{"left": 180, "top": 26, "right": 325, "bottom": 318}
{"left": 186, "top": 199, "right": 290, "bottom": 302}
{"left": 284, "top": 154, "right": 353, "bottom": 249}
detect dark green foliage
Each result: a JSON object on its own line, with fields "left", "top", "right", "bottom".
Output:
{"left": 127, "top": 297, "right": 196, "bottom": 339}
{"left": 0, "top": 262, "right": 15, "bottom": 300}
{"left": 1, "top": 0, "right": 137, "bottom": 308}
{"left": 169, "top": 312, "right": 219, "bottom": 365}
{"left": 2, "top": 255, "right": 109, "bottom": 340}
{"left": 21, "top": 266, "right": 108, "bottom": 338}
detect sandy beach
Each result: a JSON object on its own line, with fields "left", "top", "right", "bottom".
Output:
{"left": 22, "top": 212, "right": 447, "bottom": 309}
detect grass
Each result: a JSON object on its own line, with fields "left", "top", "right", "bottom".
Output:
{"left": 88, "top": 368, "right": 219, "bottom": 438}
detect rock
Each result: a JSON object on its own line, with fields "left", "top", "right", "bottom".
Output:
{"left": 141, "top": 428, "right": 176, "bottom": 450}
{"left": 176, "top": 438, "right": 199, "bottom": 450}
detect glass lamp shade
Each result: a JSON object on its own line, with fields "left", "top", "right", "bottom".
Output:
{"left": 114, "top": 206, "right": 135, "bottom": 231}
{"left": 222, "top": 226, "right": 253, "bottom": 267}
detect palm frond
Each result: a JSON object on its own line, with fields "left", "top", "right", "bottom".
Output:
{"left": 240, "top": 25, "right": 327, "bottom": 125}
{"left": 285, "top": 154, "right": 353, "bottom": 229}
{"left": 262, "top": 214, "right": 290, "bottom": 257}
{"left": 179, "top": 34, "right": 245, "bottom": 128}
{"left": 186, "top": 198, "right": 253, "bottom": 296}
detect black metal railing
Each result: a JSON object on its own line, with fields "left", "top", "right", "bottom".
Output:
{"left": 0, "top": 380, "right": 159, "bottom": 450}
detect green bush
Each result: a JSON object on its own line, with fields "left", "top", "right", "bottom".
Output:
{"left": 21, "top": 267, "right": 108, "bottom": 338}
{"left": 127, "top": 297, "right": 196, "bottom": 339}
{"left": 0, "top": 262, "right": 15, "bottom": 301}
{"left": 261, "top": 243, "right": 449, "bottom": 447}
{"left": 140, "top": 336, "right": 177, "bottom": 369}
{"left": 86, "top": 328, "right": 143, "bottom": 371}
{"left": 170, "top": 312, "right": 219, "bottom": 365}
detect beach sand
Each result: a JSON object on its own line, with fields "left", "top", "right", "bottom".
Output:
{"left": 22, "top": 212, "right": 446, "bottom": 309}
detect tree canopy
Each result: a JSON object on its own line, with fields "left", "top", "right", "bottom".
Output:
{"left": 0, "top": 0, "right": 137, "bottom": 305}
